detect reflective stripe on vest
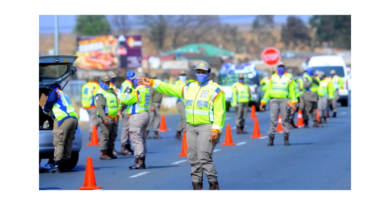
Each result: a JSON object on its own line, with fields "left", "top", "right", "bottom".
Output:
{"left": 128, "top": 86, "right": 150, "bottom": 114}
{"left": 52, "top": 89, "right": 78, "bottom": 126}
{"left": 81, "top": 82, "right": 98, "bottom": 108}
{"left": 269, "top": 74, "right": 292, "bottom": 98}
{"left": 233, "top": 82, "right": 250, "bottom": 103}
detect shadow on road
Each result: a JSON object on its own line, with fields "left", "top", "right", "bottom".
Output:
{"left": 146, "top": 165, "right": 179, "bottom": 169}
{"left": 40, "top": 187, "right": 62, "bottom": 190}
{"left": 71, "top": 165, "right": 122, "bottom": 172}
{"left": 290, "top": 143, "right": 314, "bottom": 146}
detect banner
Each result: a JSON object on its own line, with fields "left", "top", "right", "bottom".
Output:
{"left": 75, "top": 36, "right": 119, "bottom": 70}
{"left": 118, "top": 35, "right": 142, "bottom": 68}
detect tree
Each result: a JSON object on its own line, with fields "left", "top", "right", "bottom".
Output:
{"left": 169, "top": 15, "right": 197, "bottom": 48}
{"left": 221, "top": 25, "right": 246, "bottom": 53}
{"left": 110, "top": 15, "right": 131, "bottom": 35}
{"left": 74, "top": 15, "right": 111, "bottom": 36}
{"left": 251, "top": 15, "right": 275, "bottom": 53}
{"left": 309, "top": 15, "right": 351, "bottom": 49}
{"left": 281, "top": 16, "right": 311, "bottom": 50}
{"left": 186, "top": 15, "right": 221, "bottom": 44}
{"left": 137, "top": 15, "right": 172, "bottom": 53}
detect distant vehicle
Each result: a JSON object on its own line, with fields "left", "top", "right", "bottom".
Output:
{"left": 39, "top": 55, "right": 82, "bottom": 170}
{"left": 218, "top": 62, "right": 262, "bottom": 112}
{"left": 307, "top": 55, "right": 349, "bottom": 106}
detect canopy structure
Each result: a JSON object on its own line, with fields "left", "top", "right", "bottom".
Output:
{"left": 162, "top": 43, "right": 235, "bottom": 57}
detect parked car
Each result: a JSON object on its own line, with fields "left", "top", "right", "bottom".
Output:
{"left": 39, "top": 55, "right": 82, "bottom": 170}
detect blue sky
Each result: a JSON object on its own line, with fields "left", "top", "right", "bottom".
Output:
{"left": 39, "top": 15, "right": 313, "bottom": 33}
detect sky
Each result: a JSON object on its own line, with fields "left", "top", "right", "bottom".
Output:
{"left": 39, "top": 15, "right": 313, "bottom": 33}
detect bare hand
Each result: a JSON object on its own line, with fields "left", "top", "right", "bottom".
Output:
{"left": 117, "top": 111, "right": 121, "bottom": 116}
{"left": 292, "top": 105, "right": 297, "bottom": 111}
{"left": 260, "top": 104, "right": 264, "bottom": 111}
{"left": 210, "top": 131, "right": 218, "bottom": 143}
{"left": 139, "top": 77, "right": 151, "bottom": 86}
{"left": 104, "top": 119, "right": 109, "bottom": 125}
{"left": 151, "top": 106, "right": 155, "bottom": 111}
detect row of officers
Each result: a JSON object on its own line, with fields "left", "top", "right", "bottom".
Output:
{"left": 41, "top": 60, "right": 344, "bottom": 190}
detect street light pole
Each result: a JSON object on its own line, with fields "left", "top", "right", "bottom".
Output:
{"left": 54, "top": 15, "right": 59, "bottom": 55}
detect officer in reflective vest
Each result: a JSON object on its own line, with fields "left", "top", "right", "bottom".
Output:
{"left": 260, "top": 62, "right": 297, "bottom": 146}
{"left": 330, "top": 69, "right": 344, "bottom": 118}
{"left": 42, "top": 83, "right": 78, "bottom": 173}
{"left": 146, "top": 73, "right": 163, "bottom": 139}
{"left": 107, "top": 71, "right": 121, "bottom": 155}
{"left": 317, "top": 71, "right": 334, "bottom": 125}
{"left": 118, "top": 70, "right": 135, "bottom": 155}
{"left": 174, "top": 71, "right": 188, "bottom": 140}
{"left": 119, "top": 72, "right": 151, "bottom": 170}
{"left": 286, "top": 69, "right": 299, "bottom": 129}
{"left": 231, "top": 73, "right": 251, "bottom": 134}
{"left": 139, "top": 61, "right": 225, "bottom": 190}
{"left": 81, "top": 78, "right": 99, "bottom": 140}
{"left": 296, "top": 75, "right": 305, "bottom": 113}
{"left": 94, "top": 75, "right": 120, "bottom": 160}
{"left": 303, "top": 67, "right": 321, "bottom": 127}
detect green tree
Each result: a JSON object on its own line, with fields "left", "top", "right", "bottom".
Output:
{"left": 309, "top": 15, "right": 351, "bottom": 49}
{"left": 74, "top": 15, "right": 111, "bottom": 36}
{"left": 137, "top": 15, "right": 172, "bottom": 53}
{"left": 221, "top": 24, "right": 246, "bottom": 53}
{"left": 281, "top": 16, "right": 311, "bottom": 49}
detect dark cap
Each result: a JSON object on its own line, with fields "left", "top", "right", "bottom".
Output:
{"left": 100, "top": 75, "right": 111, "bottom": 82}
{"left": 194, "top": 61, "right": 211, "bottom": 70}
{"left": 107, "top": 71, "right": 117, "bottom": 78}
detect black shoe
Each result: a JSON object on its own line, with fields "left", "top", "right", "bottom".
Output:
{"left": 333, "top": 112, "right": 337, "bottom": 118}
{"left": 240, "top": 126, "right": 248, "bottom": 134}
{"left": 146, "top": 130, "right": 152, "bottom": 139}
{"left": 208, "top": 181, "right": 220, "bottom": 190}
{"left": 107, "top": 148, "right": 118, "bottom": 159}
{"left": 125, "top": 144, "right": 134, "bottom": 155}
{"left": 268, "top": 134, "right": 274, "bottom": 146}
{"left": 175, "top": 131, "right": 182, "bottom": 140}
{"left": 284, "top": 133, "right": 290, "bottom": 146}
{"left": 129, "top": 157, "right": 146, "bottom": 169}
{"left": 45, "top": 161, "right": 62, "bottom": 173}
{"left": 192, "top": 182, "right": 203, "bottom": 190}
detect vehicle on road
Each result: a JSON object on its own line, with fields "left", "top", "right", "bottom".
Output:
{"left": 39, "top": 55, "right": 82, "bottom": 170}
{"left": 307, "top": 55, "right": 349, "bottom": 106}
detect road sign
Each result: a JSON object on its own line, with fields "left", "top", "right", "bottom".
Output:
{"left": 261, "top": 47, "right": 280, "bottom": 66}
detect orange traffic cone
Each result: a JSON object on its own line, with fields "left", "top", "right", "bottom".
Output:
{"left": 87, "top": 125, "right": 99, "bottom": 146}
{"left": 159, "top": 115, "right": 169, "bottom": 132}
{"left": 316, "top": 109, "right": 320, "bottom": 122}
{"left": 295, "top": 110, "right": 305, "bottom": 127}
{"left": 79, "top": 157, "right": 101, "bottom": 190}
{"left": 250, "top": 105, "right": 256, "bottom": 119}
{"left": 222, "top": 124, "right": 235, "bottom": 146}
{"left": 276, "top": 114, "right": 283, "bottom": 132}
{"left": 178, "top": 132, "right": 188, "bottom": 157}
{"left": 250, "top": 118, "right": 262, "bottom": 138}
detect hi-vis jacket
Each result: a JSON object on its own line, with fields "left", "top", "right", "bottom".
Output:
{"left": 119, "top": 85, "right": 150, "bottom": 115}
{"left": 318, "top": 77, "right": 335, "bottom": 98}
{"left": 149, "top": 79, "right": 226, "bottom": 134}
{"left": 81, "top": 81, "right": 99, "bottom": 109}
{"left": 261, "top": 72, "right": 297, "bottom": 105}
{"left": 231, "top": 82, "right": 251, "bottom": 107}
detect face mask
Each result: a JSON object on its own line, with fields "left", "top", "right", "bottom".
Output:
{"left": 238, "top": 78, "right": 244, "bottom": 83}
{"left": 307, "top": 68, "right": 314, "bottom": 76}
{"left": 277, "top": 67, "right": 285, "bottom": 75}
{"left": 110, "top": 78, "right": 116, "bottom": 84}
{"left": 179, "top": 76, "right": 187, "bottom": 82}
{"left": 195, "top": 73, "right": 210, "bottom": 85}
{"left": 132, "top": 79, "right": 140, "bottom": 87}
{"left": 99, "top": 81, "right": 109, "bottom": 91}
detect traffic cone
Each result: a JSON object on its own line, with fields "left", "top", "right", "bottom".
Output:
{"left": 295, "top": 110, "right": 305, "bottom": 127}
{"left": 178, "top": 132, "right": 187, "bottom": 157}
{"left": 87, "top": 125, "right": 99, "bottom": 146}
{"left": 79, "top": 157, "right": 101, "bottom": 190}
{"left": 222, "top": 124, "right": 236, "bottom": 146}
{"left": 159, "top": 115, "right": 169, "bottom": 132}
{"left": 250, "top": 118, "right": 262, "bottom": 138}
{"left": 316, "top": 109, "right": 320, "bottom": 122}
{"left": 276, "top": 114, "right": 283, "bottom": 132}
{"left": 250, "top": 105, "right": 256, "bottom": 119}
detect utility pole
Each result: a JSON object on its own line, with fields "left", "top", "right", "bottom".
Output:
{"left": 55, "top": 15, "right": 59, "bottom": 76}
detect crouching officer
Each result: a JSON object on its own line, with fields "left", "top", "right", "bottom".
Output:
{"left": 260, "top": 62, "right": 297, "bottom": 146}
{"left": 42, "top": 83, "right": 78, "bottom": 173}
{"left": 94, "top": 75, "right": 119, "bottom": 160}
{"left": 231, "top": 74, "right": 251, "bottom": 134}
{"left": 119, "top": 72, "right": 151, "bottom": 169}
{"left": 139, "top": 61, "right": 226, "bottom": 190}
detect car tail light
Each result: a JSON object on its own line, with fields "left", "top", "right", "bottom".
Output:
{"left": 346, "top": 80, "right": 348, "bottom": 90}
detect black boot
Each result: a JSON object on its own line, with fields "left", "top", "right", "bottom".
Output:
{"left": 268, "top": 134, "right": 274, "bottom": 146}
{"left": 175, "top": 131, "right": 182, "bottom": 140}
{"left": 192, "top": 182, "right": 203, "bottom": 190}
{"left": 125, "top": 144, "right": 134, "bottom": 155}
{"left": 290, "top": 119, "right": 298, "bottom": 128}
{"left": 236, "top": 126, "right": 241, "bottom": 134}
{"left": 154, "top": 131, "right": 162, "bottom": 139}
{"left": 209, "top": 181, "right": 220, "bottom": 190}
{"left": 107, "top": 148, "right": 118, "bottom": 159}
{"left": 313, "top": 121, "right": 323, "bottom": 128}
{"left": 45, "top": 161, "right": 61, "bottom": 173}
{"left": 146, "top": 130, "right": 152, "bottom": 139}
{"left": 333, "top": 112, "right": 337, "bottom": 118}
{"left": 323, "top": 117, "right": 327, "bottom": 124}
{"left": 284, "top": 133, "right": 290, "bottom": 146}
{"left": 304, "top": 119, "right": 309, "bottom": 128}
{"left": 240, "top": 126, "right": 248, "bottom": 134}
{"left": 129, "top": 157, "right": 146, "bottom": 169}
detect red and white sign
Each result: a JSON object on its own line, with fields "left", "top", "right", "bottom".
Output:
{"left": 261, "top": 47, "right": 280, "bottom": 66}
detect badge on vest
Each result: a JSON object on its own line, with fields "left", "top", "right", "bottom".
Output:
{"left": 185, "top": 100, "right": 193, "bottom": 106}
{"left": 196, "top": 100, "right": 208, "bottom": 108}
{"left": 200, "top": 90, "right": 209, "bottom": 98}
{"left": 95, "top": 95, "right": 99, "bottom": 101}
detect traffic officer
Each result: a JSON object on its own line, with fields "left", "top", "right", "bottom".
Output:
{"left": 81, "top": 78, "right": 99, "bottom": 140}
{"left": 42, "top": 83, "right": 78, "bottom": 173}
{"left": 118, "top": 70, "right": 136, "bottom": 155}
{"left": 139, "top": 60, "right": 226, "bottom": 190}
{"left": 146, "top": 73, "right": 162, "bottom": 139}
{"left": 303, "top": 67, "right": 321, "bottom": 127}
{"left": 107, "top": 71, "right": 121, "bottom": 155}
{"left": 286, "top": 69, "right": 299, "bottom": 129}
{"left": 317, "top": 71, "right": 334, "bottom": 124}
{"left": 259, "top": 62, "right": 297, "bottom": 146}
{"left": 330, "top": 69, "right": 344, "bottom": 117}
{"left": 94, "top": 75, "right": 120, "bottom": 160}
{"left": 231, "top": 74, "right": 251, "bottom": 134}
{"left": 174, "top": 71, "right": 188, "bottom": 140}
{"left": 119, "top": 72, "right": 151, "bottom": 170}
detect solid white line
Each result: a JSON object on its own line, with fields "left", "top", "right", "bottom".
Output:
{"left": 225, "top": 117, "right": 231, "bottom": 120}
{"left": 341, "top": 112, "right": 346, "bottom": 115}
{"left": 171, "top": 160, "right": 187, "bottom": 165}
{"left": 129, "top": 172, "right": 150, "bottom": 178}
{"left": 231, "top": 127, "right": 236, "bottom": 130}
{"left": 213, "top": 149, "right": 221, "bottom": 153}
{"left": 237, "top": 142, "right": 247, "bottom": 146}
{"left": 260, "top": 136, "right": 268, "bottom": 139}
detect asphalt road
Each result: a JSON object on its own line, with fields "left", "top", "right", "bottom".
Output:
{"left": 39, "top": 101, "right": 351, "bottom": 190}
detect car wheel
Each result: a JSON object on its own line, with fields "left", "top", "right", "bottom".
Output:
{"left": 341, "top": 99, "right": 348, "bottom": 107}
{"left": 67, "top": 152, "right": 79, "bottom": 170}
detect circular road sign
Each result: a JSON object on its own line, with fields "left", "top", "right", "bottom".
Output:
{"left": 261, "top": 47, "right": 280, "bottom": 66}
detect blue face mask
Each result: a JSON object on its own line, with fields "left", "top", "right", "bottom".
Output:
{"left": 99, "top": 81, "right": 109, "bottom": 91}
{"left": 179, "top": 76, "right": 187, "bottom": 82}
{"left": 238, "top": 78, "right": 244, "bottom": 83}
{"left": 277, "top": 67, "right": 285, "bottom": 76}
{"left": 307, "top": 68, "right": 314, "bottom": 76}
{"left": 110, "top": 78, "right": 116, "bottom": 84}
{"left": 132, "top": 79, "right": 140, "bottom": 87}
{"left": 195, "top": 73, "right": 210, "bottom": 85}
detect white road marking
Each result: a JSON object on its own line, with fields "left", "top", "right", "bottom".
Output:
{"left": 129, "top": 172, "right": 150, "bottom": 178}
{"left": 237, "top": 142, "right": 247, "bottom": 146}
{"left": 225, "top": 117, "right": 231, "bottom": 120}
{"left": 213, "top": 149, "right": 221, "bottom": 153}
{"left": 171, "top": 160, "right": 187, "bottom": 165}
{"left": 341, "top": 112, "right": 346, "bottom": 115}
{"left": 260, "top": 136, "right": 268, "bottom": 139}
{"left": 231, "top": 127, "right": 236, "bottom": 130}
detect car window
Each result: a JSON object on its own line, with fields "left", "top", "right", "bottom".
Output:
{"left": 312, "top": 66, "right": 345, "bottom": 77}
{"left": 218, "top": 73, "right": 259, "bottom": 86}
{"left": 39, "top": 64, "right": 69, "bottom": 78}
